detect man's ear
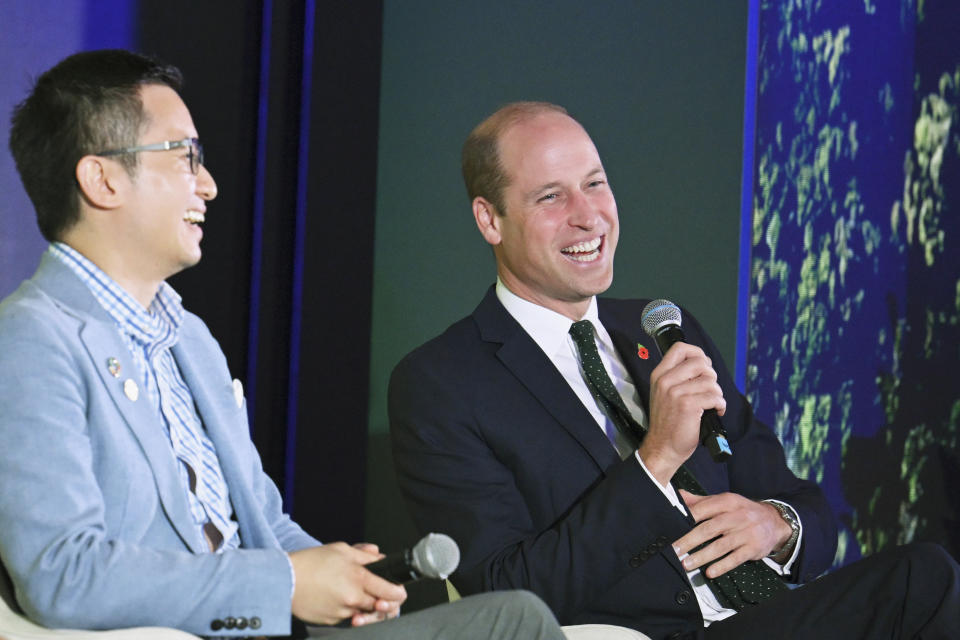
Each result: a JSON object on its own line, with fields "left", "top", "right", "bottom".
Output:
{"left": 473, "top": 197, "right": 503, "bottom": 246}
{"left": 75, "top": 155, "right": 126, "bottom": 210}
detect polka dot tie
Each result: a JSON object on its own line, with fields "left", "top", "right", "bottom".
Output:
{"left": 569, "top": 320, "right": 788, "bottom": 610}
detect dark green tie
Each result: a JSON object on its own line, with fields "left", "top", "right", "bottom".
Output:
{"left": 568, "top": 319, "right": 788, "bottom": 610}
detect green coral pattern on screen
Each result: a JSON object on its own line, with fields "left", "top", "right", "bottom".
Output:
{"left": 749, "top": 0, "right": 959, "bottom": 566}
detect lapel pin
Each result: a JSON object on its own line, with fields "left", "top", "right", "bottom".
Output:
{"left": 232, "top": 378, "right": 244, "bottom": 408}
{"left": 123, "top": 378, "right": 139, "bottom": 402}
{"left": 106, "top": 357, "right": 121, "bottom": 378}
{"left": 637, "top": 343, "right": 649, "bottom": 360}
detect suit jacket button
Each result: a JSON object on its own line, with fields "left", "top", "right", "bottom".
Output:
{"left": 210, "top": 619, "right": 224, "bottom": 631}
{"left": 236, "top": 616, "right": 248, "bottom": 629}
{"left": 656, "top": 535, "right": 668, "bottom": 545}
{"left": 250, "top": 616, "right": 262, "bottom": 629}
{"left": 629, "top": 554, "right": 643, "bottom": 567}
{"left": 224, "top": 616, "right": 237, "bottom": 629}
{"left": 675, "top": 589, "right": 691, "bottom": 605}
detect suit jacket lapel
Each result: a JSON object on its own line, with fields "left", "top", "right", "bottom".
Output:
{"left": 600, "top": 300, "right": 662, "bottom": 416}
{"left": 32, "top": 256, "right": 206, "bottom": 553}
{"left": 601, "top": 302, "right": 703, "bottom": 553}
{"left": 78, "top": 323, "right": 206, "bottom": 553}
{"left": 172, "top": 332, "right": 274, "bottom": 550}
{"left": 473, "top": 288, "right": 620, "bottom": 472}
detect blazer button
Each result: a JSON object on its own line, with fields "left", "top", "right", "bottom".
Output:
{"left": 675, "top": 589, "right": 691, "bottom": 605}
{"left": 629, "top": 554, "right": 643, "bottom": 567}
{"left": 249, "top": 616, "right": 262, "bottom": 629}
{"left": 210, "top": 619, "right": 224, "bottom": 631}
{"left": 236, "top": 616, "right": 248, "bottom": 630}
{"left": 224, "top": 616, "right": 237, "bottom": 629}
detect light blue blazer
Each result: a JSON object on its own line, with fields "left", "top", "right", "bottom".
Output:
{"left": 0, "top": 253, "right": 320, "bottom": 636}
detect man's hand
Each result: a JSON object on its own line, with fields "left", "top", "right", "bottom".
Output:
{"left": 672, "top": 490, "right": 793, "bottom": 578}
{"left": 288, "top": 542, "right": 407, "bottom": 627}
{"left": 639, "top": 342, "right": 726, "bottom": 485}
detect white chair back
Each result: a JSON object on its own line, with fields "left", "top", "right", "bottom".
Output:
{"left": 562, "top": 623, "right": 653, "bottom": 640}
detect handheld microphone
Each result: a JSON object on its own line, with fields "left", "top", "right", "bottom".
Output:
{"left": 641, "top": 299, "right": 733, "bottom": 463}
{"left": 366, "top": 533, "right": 460, "bottom": 584}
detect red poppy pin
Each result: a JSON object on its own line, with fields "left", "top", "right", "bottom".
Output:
{"left": 637, "top": 344, "right": 649, "bottom": 360}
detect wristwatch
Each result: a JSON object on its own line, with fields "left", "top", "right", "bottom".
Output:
{"left": 766, "top": 501, "right": 800, "bottom": 561}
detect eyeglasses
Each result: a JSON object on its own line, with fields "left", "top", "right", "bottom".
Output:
{"left": 96, "top": 137, "right": 204, "bottom": 175}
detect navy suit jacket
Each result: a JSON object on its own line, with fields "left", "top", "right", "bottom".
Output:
{"left": 389, "top": 287, "right": 837, "bottom": 640}
{"left": 0, "top": 253, "right": 320, "bottom": 636}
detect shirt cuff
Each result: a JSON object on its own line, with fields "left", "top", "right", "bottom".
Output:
{"left": 634, "top": 451, "right": 685, "bottom": 508}
{"left": 285, "top": 553, "right": 296, "bottom": 600}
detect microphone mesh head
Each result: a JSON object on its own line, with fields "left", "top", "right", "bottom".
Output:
{"left": 641, "top": 299, "right": 682, "bottom": 336}
{"left": 411, "top": 533, "right": 461, "bottom": 580}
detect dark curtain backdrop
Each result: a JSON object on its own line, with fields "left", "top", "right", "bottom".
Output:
{"left": 140, "top": 0, "right": 384, "bottom": 543}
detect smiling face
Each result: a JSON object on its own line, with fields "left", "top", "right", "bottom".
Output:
{"left": 116, "top": 84, "right": 217, "bottom": 285}
{"left": 473, "top": 111, "right": 618, "bottom": 320}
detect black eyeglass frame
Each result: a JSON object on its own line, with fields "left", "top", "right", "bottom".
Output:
{"left": 96, "top": 137, "right": 204, "bottom": 175}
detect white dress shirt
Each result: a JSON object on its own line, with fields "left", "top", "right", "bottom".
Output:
{"left": 495, "top": 280, "right": 800, "bottom": 625}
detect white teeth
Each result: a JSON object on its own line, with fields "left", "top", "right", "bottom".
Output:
{"left": 561, "top": 237, "right": 602, "bottom": 255}
{"left": 184, "top": 210, "right": 205, "bottom": 224}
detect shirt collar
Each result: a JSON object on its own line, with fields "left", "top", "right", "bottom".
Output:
{"left": 495, "top": 278, "right": 609, "bottom": 357}
{"left": 48, "top": 242, "right": 184, "bottom": 350}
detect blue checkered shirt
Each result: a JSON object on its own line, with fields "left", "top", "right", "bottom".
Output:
{"left": 50, "top": 243, "right": 240, "bottom": 553}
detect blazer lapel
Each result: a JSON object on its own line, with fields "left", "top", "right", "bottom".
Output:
{"left": 600, "top": 301, "right": 703, "bottom": 524}
{"left": 31, "top": 255, "right": 206, "bottom": 553}
{"left": 600, "top": 301, "right": 662, "bottom": 416}
{"left": 172, "top": 333, "right": 274, "bottom": 549}
{"left": 473, "top": 288, "right": 620, "bottom": 471}
{"left": 47, "top": 309, "right": 203, "bottom": 554}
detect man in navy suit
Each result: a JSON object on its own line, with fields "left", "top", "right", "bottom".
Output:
{"left": 389, "top": 102, "right": 960, "bottom": 639}
{"left": 0, "top": 51, "right": 565, "bottom": 640}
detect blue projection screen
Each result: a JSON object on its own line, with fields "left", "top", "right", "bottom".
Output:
{"left": 745, "top": 0, "right": 960, "bottom": 566}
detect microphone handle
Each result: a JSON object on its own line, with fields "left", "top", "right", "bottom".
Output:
{"left": 653, "top": 325, "right": 733, "bottom": 463}
{"left": 366, "top": 548, "right": 421, "bottom": 584}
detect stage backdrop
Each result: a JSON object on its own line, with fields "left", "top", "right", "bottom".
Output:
{"left": 745, "top": 0, "right": 960, "bottom": 567}
{"left": 3, "top": 2, "right": 956, "bottom": 603}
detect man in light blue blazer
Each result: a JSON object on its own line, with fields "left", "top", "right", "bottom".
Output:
{"left": 0, "top": 50, "right": 563, "bottom": 640}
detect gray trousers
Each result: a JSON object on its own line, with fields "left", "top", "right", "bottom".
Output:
{"left": 312, "top": 591, "right": 565, "bottom": 640}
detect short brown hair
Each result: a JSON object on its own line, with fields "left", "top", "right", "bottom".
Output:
{"left": 461, "top": 102, "right": 568, "bottom": 216}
